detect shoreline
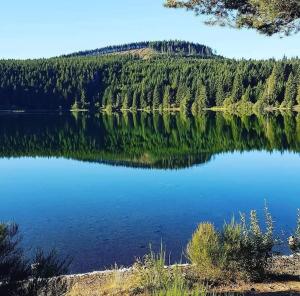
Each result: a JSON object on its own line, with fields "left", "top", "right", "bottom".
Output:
{"left": 66, "top": 254, "right": 300, "bottom": 279}
{"left": 65, "top": 255, "right": 300, "bottom": 295}
{"left": 0, "top": 106, "right": 299, "bottom": 115}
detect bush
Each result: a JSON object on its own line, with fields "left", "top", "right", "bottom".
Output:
{"left": 187, "top": 206, "right": 276, "bottom": 282}
{"left": 134, "top": 244, "right": 171, "bottom": 292}
{"left": 0, "top": 222, "right": 70, "bottom": 296}
{"left": 236, "top": 209, "right": 275, "bottom": 281}
{"left": 289, "top": 209, "right": 300, "bottom": 253}
{"left": 186, "top": 223, "right": 223, "bottom": 279}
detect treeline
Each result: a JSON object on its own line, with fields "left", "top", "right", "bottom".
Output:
{"left": 0, "top": 112, "right": 299, "bottom": 169}
{"left": 63, "top": 40, "right": 214, "bottom": 58}
{"left": 1, "top": 54, "right": 300, "bottom": 111}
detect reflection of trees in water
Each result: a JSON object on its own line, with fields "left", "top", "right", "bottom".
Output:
{"left": 0, "top": 111, "right": 299, "bottom": 169}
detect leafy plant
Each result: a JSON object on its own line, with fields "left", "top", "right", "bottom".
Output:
{"left": 187, "top": 205, "right": 276, "bottom": 282}
{"left": 289, "top": 209, "right": 300, "bottom": 253}
{"left": 186, "top": 223, "right": 222, "bottom": 279}
{"left": 0, "top": 222, "right": 70, "bottom": 296}
{"left": 134, "top": 244, "right": 171, "bottom": 291}
{"left": 235, "top": 207, "right": 275, "bottom": 281}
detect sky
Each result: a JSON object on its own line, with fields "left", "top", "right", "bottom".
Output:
{"left": 1, "top": 0, "right": 299, "bottom": 60}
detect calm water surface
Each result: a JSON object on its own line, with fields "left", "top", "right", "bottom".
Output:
{"left": 0, "top": 112, "right": 299, "bottom": 273}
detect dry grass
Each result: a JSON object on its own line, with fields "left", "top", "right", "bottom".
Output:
{"left": 65, "top": 259, "right": 300, "bottom": 296}
{"left": 67, "top": 268, "right": 140, "bottom": 296}
{"left": 111, "top": 48, "right": 158, "bottom": 59}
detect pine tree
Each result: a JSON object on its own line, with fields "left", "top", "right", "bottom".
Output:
{"left": 241, "top": 86, "right": 251, "bottom": 103}
{"left": 215, "top": 79, "right": 225, "bottom": 106}
{"left": 282, "top": 73, "right": 297, "bottom": 108}
{"left": 152, "top": 85, "right": 161, "bottom": 110}
{"left": 131, "top": 90, "right": 138, "bottom": 110}
{"left": 80, "top": 90, "right": 87, "bottom": 109}
{"left": 179, "top": 86, "right": 191, "bottom": 113}
{"left": 260, "top": 64, "right": 284, "bottom": 107}
{"left": 192, "top": 83, "right": 208, "bottom": 113}
{"left": 296, "top": 84, "right": 300, "bottom": 106}
{"left": 230, "top": 71, "right": 244, "bottom": 104}
{"left": 162, "top": 85, "right": 171, "bottom": 110}
{"left": 122, "top": 93, "right": 129, "bottom": 110}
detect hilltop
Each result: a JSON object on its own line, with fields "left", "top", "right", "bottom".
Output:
{"left": 62, "top": 40, "right": 216, "bottom": 59}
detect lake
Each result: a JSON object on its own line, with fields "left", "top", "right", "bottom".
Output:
{"left": 0, "top": 111, "right": 299, "bottom": 273}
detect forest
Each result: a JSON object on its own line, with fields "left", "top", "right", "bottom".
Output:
{"left": 1, "top": 112, "right": 299, "bottom": 169}
{"left": 63, "top": 40, "right": 215, "bottom": 58}
{"left": 0, "top": 41, "right": 300, "bottom": 112}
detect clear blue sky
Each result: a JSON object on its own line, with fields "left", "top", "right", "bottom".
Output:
{"left": 1, "top": 0, "right": 299, "bottom": 60}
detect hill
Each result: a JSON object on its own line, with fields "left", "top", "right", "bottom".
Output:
{"left": 62, "top": 40, "right": 216, "bottom": 59}
{"left": 0, "top": 46, "right": 299, "bottom": 113}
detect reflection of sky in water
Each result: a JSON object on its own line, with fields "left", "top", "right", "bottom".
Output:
{"left": 0, "top": 151, "right": 299, "bottom": 273}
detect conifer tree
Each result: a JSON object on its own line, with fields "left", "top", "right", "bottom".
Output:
{"left": 215, "top": 78, "right": 225, "bottom": 106}
{"left": 192, "top": 83, "right": 208, "bottom": 113}
{"left": 296, "top": 85, "right": 300, "bottom": 106}
{"left": 230, "top": 71, "right": 244, "bottom": 104}
{"left": 241, "top": 86, "right": 251, "bottom": 103}
{"left": 260, "top": 64, "right": 284, "bottom": 107}
{"left": 180, "top": 86, "right": 192, "bottom": 113}
{"left": 131, "top": 90, "right": 138, "bottom": 110}
{"left": 122, "top": 93, "right": 129, "bottom": 110}
{"left": 162, "top": 85, "right": 171, "bottom": 110}
{"left": 282, "top": 73, "right": 297, "bottom": 108}
{"left": 152, "top": 85, "right": 161, "bottom": 110}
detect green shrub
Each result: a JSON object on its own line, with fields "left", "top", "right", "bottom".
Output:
{"left": 289, "top": 209, "right": 300, "bottom": 252}
{"left": 134, "top": 244, "right": 171, "bottom": 291}
{"left": 0, "top": 222, "right": 70, "bottom": 296}
{"left": 187, "top": 206, "right": 276, "bottom": 282}
{"left": 236, "top": 208, "right": 275, "bottom": 281}
{"left": 221, "top": 219, "right": 244, "bottom": 274}
{"left": 186, "top": 223, "right": 223, "bottom": 279}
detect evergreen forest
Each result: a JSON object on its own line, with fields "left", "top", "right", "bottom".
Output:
{"left": 0, "top": 41, "right": 300, "bottom": 112}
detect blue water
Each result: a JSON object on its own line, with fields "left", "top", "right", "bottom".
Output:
{"left": 1, "top": 151, "right": 299, "bottom": 273}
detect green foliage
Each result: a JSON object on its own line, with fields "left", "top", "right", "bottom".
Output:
{"left": 134, "top": 246, "right": 208, "bottom": 296}
{"left": 282, "top": 73, "right": 297, "bottom": 108}
{"left": 260, "top": 64, "right": 285, "bottom": 107}
{"left": 187, "top": 223, "right": 222, "bottom": 279}
{"left": 192, "top": 84, "right": 208, "bottom": 113}
{"left": 187, "top": 206, "right": 275, "bottom": 281}
{"left": 153, "top": 85, "right": 162, "bottom": 110}
{"left": 291, "top": 209, "right": 300, "bottom": 253}
{"left": 230, "top": 71, "right": 244, "bottom": 104}
{"left": 296, "top": 85, "right": 300, "bottom": 105}
{"left": 296, "top": 209, "right": 300, "bottom": 240}
{"left": 134, "top": 245, "right": 171, "bottom": 291}
{"left": 1, "top": 53, "right": 300, "bottom": 112}
{"left": 164, "top": 0, "right": 300, "bottom": 36}
{"left": 236, "top": 207, "right": 275, "bottom": 281}
{"left": 163, "top": 85, "right": 171, "bottom": 110}
{"left": 1, "top": 112, "right": 300, "bottom": 170}
{"left": 0, "top": 223, "right": 70, "bottom": 296}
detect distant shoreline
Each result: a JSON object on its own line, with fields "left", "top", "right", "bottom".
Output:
{"left": 0, "top": 106, "right": 299, "bottom": 115}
